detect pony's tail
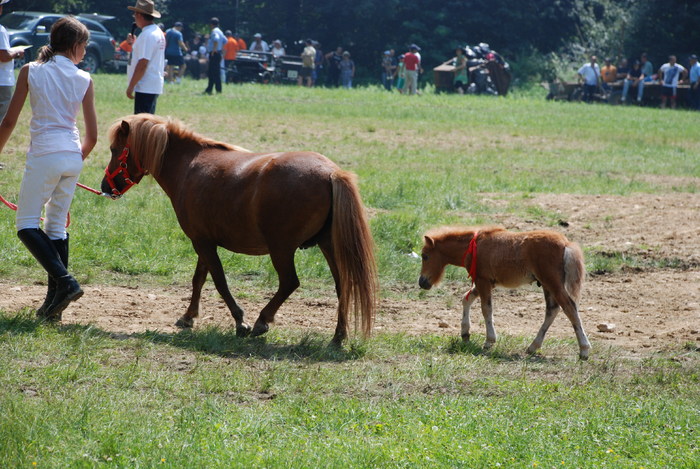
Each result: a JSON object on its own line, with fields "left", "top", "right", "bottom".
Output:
{"left": 331, "top": 170, "right": 378, "bottom": 338}
{"left": 563, "top": 243, "right": 585, "bottom": 302}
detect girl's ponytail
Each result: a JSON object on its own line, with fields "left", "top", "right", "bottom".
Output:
{"left": 36, "top": 45, "right": 55, "bottom": 64}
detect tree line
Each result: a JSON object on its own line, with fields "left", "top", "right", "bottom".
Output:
{"left": 12, "top": 0, "right": 700, "bottom": 85}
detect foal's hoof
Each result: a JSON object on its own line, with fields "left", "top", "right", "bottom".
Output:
{"left": 461, "top": 333, "right": 470, "bottom": 342}
{"left": 251, "top": 321, "right": 269, "bottom": 337}
{"left": 175, "top": 316, "right": 194, "bottom": 329}
{"left": 236, "top": 323, "right": 252, "bottom": 337}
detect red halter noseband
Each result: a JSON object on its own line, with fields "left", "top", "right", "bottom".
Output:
{"left": 103, "top": 144, "right": 146, "bottom": 198}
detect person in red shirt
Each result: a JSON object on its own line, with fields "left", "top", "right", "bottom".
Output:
{"left": 403, "top": 44, "right": 421, "bottom": 95}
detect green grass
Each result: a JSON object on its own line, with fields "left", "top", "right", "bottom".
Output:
{"left": 0, "top": 314, "right": 698, "bottom": 468}
{"left": 0, "top": 76, "right": 698, "bottom": 467}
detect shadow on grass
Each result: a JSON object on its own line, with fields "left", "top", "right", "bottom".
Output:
{"left": 445, "top": 336, "right": 561, "bottom": 364}
{"left": 0, "top": 310, "right": 366, "bottom": 363}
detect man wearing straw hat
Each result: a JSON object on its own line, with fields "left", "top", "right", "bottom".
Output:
{"left": 126, "top": 0, "right": 165, "bottom": 114}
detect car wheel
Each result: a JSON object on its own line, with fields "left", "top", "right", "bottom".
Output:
{"left": 80, "top": 51, "right": 100, "bottom": 74}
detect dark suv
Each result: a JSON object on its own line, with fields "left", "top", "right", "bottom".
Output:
{"left": 0, "top": 11, "right": 119, "bottom": 73}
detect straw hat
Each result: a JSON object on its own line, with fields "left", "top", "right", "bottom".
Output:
{"left": 128, "top": 0, "right": 161, "bottom": 18}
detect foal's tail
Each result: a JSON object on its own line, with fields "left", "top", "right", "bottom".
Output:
{"left": 563, "top": 242, "right": 585, "bottom": 302}
{"left": 331, "top": 170, "right": 378, "bottom": 337}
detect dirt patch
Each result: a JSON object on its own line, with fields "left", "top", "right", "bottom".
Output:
{"left": 1, "top": 193, "right": 699, "bottom": 355}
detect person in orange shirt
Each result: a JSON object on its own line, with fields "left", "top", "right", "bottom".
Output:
{"left": 235, "top": 32, "right": 247, "bottom": 51}
{"left": 600, "top": 57, "right": 617, "bottom": 91}
{"left": 222, "top": 29, "right": 239, "bottom": 83}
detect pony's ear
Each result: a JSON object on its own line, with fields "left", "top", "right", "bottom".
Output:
{"left": 424, "top": 235, "right": 435, "bottom": 248}
{"left": 120, "top": 120, "right": 130, "bottom": 136}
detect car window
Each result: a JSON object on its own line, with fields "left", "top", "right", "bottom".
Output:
{"left": 36, "top": 17, "right": 57, "bottom": 32}
{"left": 79, "top": 19, "right": 106, "bottom": 34}
{"left": 0, "top": 13, "right": 36, "bottom": 30}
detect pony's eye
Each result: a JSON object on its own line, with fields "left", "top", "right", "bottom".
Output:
{"left": 421, "top": 254, "right": 428, "bottom": 261}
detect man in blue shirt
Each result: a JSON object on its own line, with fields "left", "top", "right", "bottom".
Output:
{"left": 165, "top": 22, "right": 187, "bottom": 84}
{"left": 688, "top": 54, "right": 700, "bottom": 110}
{"left": 204, "top": 17, "right": 225, "bottom": 94}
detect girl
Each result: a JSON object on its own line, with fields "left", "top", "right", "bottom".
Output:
{"left": 339, "top": 51, "right": 355, "bottom": 89}
{"left": 0, "top": 16, "right": 97, "bottom": 321}
{"left": 453, "top": 47, "right": 469, "bottom": 94}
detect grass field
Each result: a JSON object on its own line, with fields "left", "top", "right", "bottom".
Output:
{"left": 0, "top": 75, "right": 698, "bottom": 467}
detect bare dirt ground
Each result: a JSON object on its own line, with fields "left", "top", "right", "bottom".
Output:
{"left": 2, "top": 193, "right": 699, "bottom": 356}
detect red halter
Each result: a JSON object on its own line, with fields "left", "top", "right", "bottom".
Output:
{"left": 103, "top": 144, "right": 146, "bottom": 198}
{"left": 461, "top": 231, "right": 479, "bottom": 300}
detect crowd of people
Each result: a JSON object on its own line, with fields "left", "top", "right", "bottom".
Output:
{"left": 577, "top": 52, "right": 700, "bottom": 109}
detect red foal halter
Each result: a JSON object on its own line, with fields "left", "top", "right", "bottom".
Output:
{"left": 103, "top": 144, "right": 145, "bottom": 198}
{"left": 461, "top": 231, "right": 479, "bottom": 300}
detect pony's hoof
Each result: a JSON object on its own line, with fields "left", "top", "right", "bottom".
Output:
{"left": 251, "top": 322, "right": 269, "bottom": 337}
{"left": 461, "top": 333, "right": 470, "bottom": 342}
{"left": 175, "top": 316, "right": 194, "bottom": 329}
{"left": 483, "top": 341, "right": 495, "bottom": 350}
{"left": 236, "top": 323, "right": 252, "bottom": 337}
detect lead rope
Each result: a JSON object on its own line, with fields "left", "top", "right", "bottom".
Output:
{"left": 1, "top": 182, "right": 110, "bottom": 228}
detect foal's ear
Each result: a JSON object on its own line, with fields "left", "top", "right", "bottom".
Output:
{"left": 424, "top": 235, "right": 435, "bottom": 249}
{"left": 120, "top": 120, "right": 130, "bottom": 136}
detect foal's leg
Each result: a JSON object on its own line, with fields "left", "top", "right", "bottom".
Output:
{"left": 526, "top": 288, "right": 561, "bottom": 355}
{"left": 552, "top": 288, "right": 591, "bottom": 360}
{"left": 251, "top": 248, "right": 300, "bottom": 337}
{"left": 175, "top": 256, "right": 208, "bottom": 328}
{"left": 476, "top": 282, "right": 497, "bottom": 349}
{"left": 320, "top": 242, "right": 347, "bottom": 345}
{"left": 461, "top": 286, "right": 478, "bottom": 342}
{"left": 192, "top": 241, "right": 251, "bottom": 336}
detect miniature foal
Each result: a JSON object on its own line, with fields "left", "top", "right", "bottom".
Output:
{"left": 419, "top": 226, "right": 590, "bottom": 359}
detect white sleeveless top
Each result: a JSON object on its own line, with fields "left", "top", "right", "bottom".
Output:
{"left": 28, "top": 55, "right": 91, "bottom": 157}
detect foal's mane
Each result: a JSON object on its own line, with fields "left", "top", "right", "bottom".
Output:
{"left": 425, "top": 225, "right": 505, "bottom": 244}
{"left": 109, "top": 114, "right": 251, "bottom": 177}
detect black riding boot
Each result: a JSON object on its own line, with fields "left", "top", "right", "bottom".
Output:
{"left": 17, "top": 229, "right": 82, "bottom": 322}
{"left": 36, "top": 234, "right": 70, "bottom": 318}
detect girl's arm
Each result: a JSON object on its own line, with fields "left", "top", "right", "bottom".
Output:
{"left": 0, "top": 64, "right": 29, "bottom": 154}
{"left": 80, "top": 79, "right": 97, "bottom": 160}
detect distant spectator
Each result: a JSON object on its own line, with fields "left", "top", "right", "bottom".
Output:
{"left": 600, "top": 57, "right": 617, "bottom": 90}
{"left": 640, "top": 52, "right": 654, "bottom": 83}
{"left": 577, "top": 55, "right": 600, "bottom": 102}
{"left": 203, "top": 17, "right": 225, "bottom": 95}
{"left": 235, "top": 32, "right": 247, "bottom": 51}
{"left": 395, "top": 54, "right": 406, "bottom": 93}
{"left": 339, "top": 51, "right": 355, "bottom": 89}
{"left": 453, "top": 46, "right": 468, "bottom": 94}
{"left": 688, "top": 54, "right": 700, "bottom": 110}
{"left": 325, "top": 46, "right": 343, "bottom": 87}
{"left": 403, "top": 44, "right": 421, "bottom": 95}
{"left": 250, "top": 33, "right": 269, "bottom": 52}
{"left": 0, "top": 0, "right": 24, "bottom": 120}
{"left": 381, "top": 50, "right": 395, "bottom": 91}
{"left": 223, "top": 30, "right": 239, "bottom": 73}
{"left": 312, "top": 41, "right": 323, "bottom": 86}
{"left": 298, "top": 39, "right": 315, "bottom": 87}
{"left": 165, "top": 22, "right": 187, "bottom": 84}
{"left": 621, "top": 60, "right": 645, "bottom": 104}
{"left": 658, "top": 55, "right": 686, "bottom": 109}
{"left": 271, "top": 39, "right": 285, "bottom": 58}
{"left": 616, "top": 58, "right": 629, "bottom": 80}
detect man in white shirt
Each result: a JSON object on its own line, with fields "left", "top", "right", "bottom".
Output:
{"left": 577, "top": 55, "right": 600, "bottom": 102}
{"left": 126, "top": 0, "right": 165, "bottom": 114}
{"left": 658, "top": 55, "right": 687, "bottom": 109}
{"left": 0, "top": 0, "right": 24, "bottom": 120}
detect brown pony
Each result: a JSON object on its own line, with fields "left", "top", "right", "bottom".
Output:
{"left": 101, "top": 114, "right": 378, "bottom": 344}
{"left": 419, "top": 226, "right": 590, "bottom": 359}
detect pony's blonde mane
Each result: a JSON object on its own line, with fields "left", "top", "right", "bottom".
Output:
{"left": 424, "top": 225, "right": 505, "bottom": 244}
{"left": 109, "top": 114, "right": 251, "bottom": 177}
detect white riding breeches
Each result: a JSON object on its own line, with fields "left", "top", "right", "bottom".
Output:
{"left": 16, "top": 151, "right": 83, "bottom": 240}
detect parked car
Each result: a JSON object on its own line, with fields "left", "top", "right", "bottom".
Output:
{"left": 0, "top": 11, "right": 121, "bottom": 73}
